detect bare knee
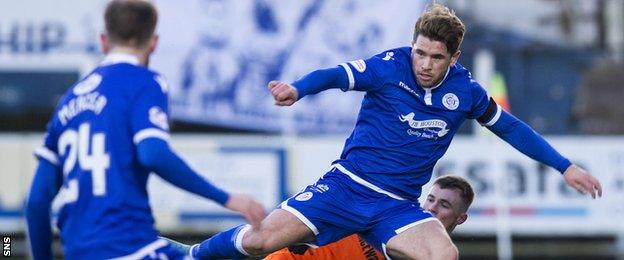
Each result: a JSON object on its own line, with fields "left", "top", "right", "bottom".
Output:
{"left": 385, "top": 220, "right": 459, "bottom": 260}
{"left": 241, "top": 208, "right": 316, "bottom": 255}
{"left": 424, "top": 239, "right": 458, "bottom": 260}
{"left": 242, "top": 230, "right": 277, "bottom": 255}
{"left": 438, "top": 242, "right": 459, "bottom": 260}
{"left": 388, "top": 242, "right": 457, "bottom": 260}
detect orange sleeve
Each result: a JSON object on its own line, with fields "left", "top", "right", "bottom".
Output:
{"left": 264, "top": 235, "right": 385, "bottom": 260}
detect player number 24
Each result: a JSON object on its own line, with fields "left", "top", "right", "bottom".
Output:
{"left": 58, "top": 123, "right": 110, "bottom": 198}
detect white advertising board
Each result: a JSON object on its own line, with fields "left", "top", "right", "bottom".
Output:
{"left": 1, "top": 135, "right": 623, "bottom": 235}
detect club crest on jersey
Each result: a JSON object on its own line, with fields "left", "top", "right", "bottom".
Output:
{"left": 295, "top": 192, "right": 313, "bottom": 201}
{"left": 399, "top": 112, "right": 449, "bottom": 138}
{"left": 442, "top": 93, "right": 459, "bottom": 110}
{"left": 348, "top": 59, "right": 366, "bottom": 73}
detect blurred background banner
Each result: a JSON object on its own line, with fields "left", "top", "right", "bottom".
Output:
{"left": 1, "top": 0, "right": 619, "bottom": 136}
{"left": 2, "top": 135, "right": 623, "bottom": 235}
{"left": 152, "top": 0, "right": 425, "bottom": 134}
{"left": 0, "top": 0, "right": 102, "bottom": 57}
{"left": 3, "top": 0, "right": 624, "bottom": 258}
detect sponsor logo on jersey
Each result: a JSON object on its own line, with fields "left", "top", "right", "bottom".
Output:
{"left": 154, "top": 75, "right": 169, "bottom": 93}
{"left": 310, "top": 184, "right": 329, "bottom": 193}
{"left": 349, "top": 59, "right": 366, "bottom": 73}
{"left": 383, "top": 51, "right": 394, "bottom": 61}
{"left": 73, "top": 74, "right": 102, "bottom": 95}
{"left": 149, "top": 106, "right": 169, "bottom": 130}
{"left": 398, "top": 81, "right": 420, "bottom": 98}
{"left": 399, "top": 112, "right": 449, "bottom": 138}
{"left": 442, "top": 93, "right": 459, "bottom": 110}
{"left": 295, "top": 191, "right": 313, "bottom": 201}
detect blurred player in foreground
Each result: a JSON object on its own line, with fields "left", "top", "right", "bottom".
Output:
{"left": 264, "top": 175, "right": 474, "bottom": 260}
{"left": 25, "top": 0, "right": 264, "bottom": 259}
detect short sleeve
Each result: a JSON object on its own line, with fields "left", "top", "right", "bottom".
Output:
{"left": 130, "top": 74, "right": 171, "bottom": 145}
{"left": 339, "top": 51, "right": 399, "bottom": 92}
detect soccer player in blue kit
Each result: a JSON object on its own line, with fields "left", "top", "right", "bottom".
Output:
{"left": 190, "top": 3, "right": 603, "bottom": 260}
{"left": 25, "top": 0, "right": 265, "bottom": 259}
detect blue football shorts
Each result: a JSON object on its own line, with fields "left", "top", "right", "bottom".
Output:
{"left": 279, "top": 164, "right": 437, "bottom": 253}
{"left": 111, "top": 239, "right": 189, "bottom": 260}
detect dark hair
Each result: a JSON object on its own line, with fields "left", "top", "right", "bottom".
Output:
{"left": 412, "top": 3, "right": 465, "bottom": 55}
{"left": 433, "top": 175, "right": 474, "bottom": 212}
{"left": 105, "top": 0, "right": 158, "bottom": 48}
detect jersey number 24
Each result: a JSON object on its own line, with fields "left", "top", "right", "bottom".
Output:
{"left": 57, "top": 122, "right": 110, "bottom": 204}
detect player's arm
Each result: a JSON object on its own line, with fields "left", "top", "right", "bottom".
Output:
{"left": 269, "top": 53, "right": 392, "bottom": 106}
{"left": 137, "top": 138, "right": 228, "bottom": 203}
{"left": 478, "top": 98, "right": 602, "bottom": 198}
{"left": 134, "top": 129, "right": 265, "bottom": 228}
{"left": 133, "top": 76, "right": 264, "bottom": 227}
{"left": 136, "top": 138, "right": 265, "bottom": 227}
{"left": 269, "top": 66, "right": 348, "bottom": 106}
{"left": 26, "top": 158, "right": 62, "bottom": 260}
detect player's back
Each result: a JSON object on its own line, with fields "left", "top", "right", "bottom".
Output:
{"left": 46, "top": 54, "right": 167, "bottom": 258}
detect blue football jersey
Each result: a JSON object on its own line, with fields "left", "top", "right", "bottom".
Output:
{"left": 333, "top": 47, "right": 490, "bottom": 201}
{"left": 34, "top": 53, "right": 172, "bottom": 258}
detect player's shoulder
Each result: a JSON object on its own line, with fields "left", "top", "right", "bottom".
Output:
{"left": 143, "top": 69, "right": 169, "bottom": 94}
{"left": 370, "top": 46, "right": 411, "bottom": 65}
{"left": 103, "top": 64, "right": 169, "bottom": 94}
{"left": 445, "top": 63, "right": 484, "bottom": 93}
{"left": 358, "top": 46, "right": 411, "bottom": 80}
{"left": 440, "top": 63, "right": 487, "bottom": 109}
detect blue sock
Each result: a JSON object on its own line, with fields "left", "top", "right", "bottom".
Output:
{"left": 192, "top": 224, "right": 251, "bottom": 259}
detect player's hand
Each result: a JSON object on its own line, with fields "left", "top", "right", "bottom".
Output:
{"left": 225, "top": 193, "right": 266, "bottom": 229}
{"left": 563, "top": 164, "right": 603, "bottom": 199}
{"left": 268, "top": 80, "right": 298, "bottom": 106}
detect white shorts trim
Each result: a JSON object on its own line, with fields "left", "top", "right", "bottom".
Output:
{"left": 394, "top": 217, "right": 439, "bottom": 234}
{"left": 382, "top": 243, "right": 393, "bottom": 260}
{"left": 339, "top": 63, "right": 355, "bottom": 90}
{"left": 34, "top": 147, "right": 59, "bottom": 165}
{"left": 133, "top": 128, "right": 170, "bottom": 144}
{"left": 110, "top": 239, "right": 168, "bottom": 260}
{"left": 280, "top": 201, "right": 320, "bottom": 235}
{"left": 332, "top": 164, "right": 406, "bottom": 201}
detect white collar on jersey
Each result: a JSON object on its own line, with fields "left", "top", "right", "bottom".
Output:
{"left": 100, "top": 52, "right": 140, "bottom": 66}
{"left": 424, "top": 66, "right": 451, "bottom": 91}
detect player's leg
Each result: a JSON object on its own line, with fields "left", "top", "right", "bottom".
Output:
{"left": 385, "top": 220, "right": 458, "bottom": 260}
{"left": 242, "top": 208, "right": 316, "bottom": 255}
{"left": 192, "top": 208, "right": 315, "bottom": 258}
{"left": 193, "top": 167, "right": 366, "bottom": 259}
{"left": 363, "top": 198, "right": 457, "bottom": 260}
